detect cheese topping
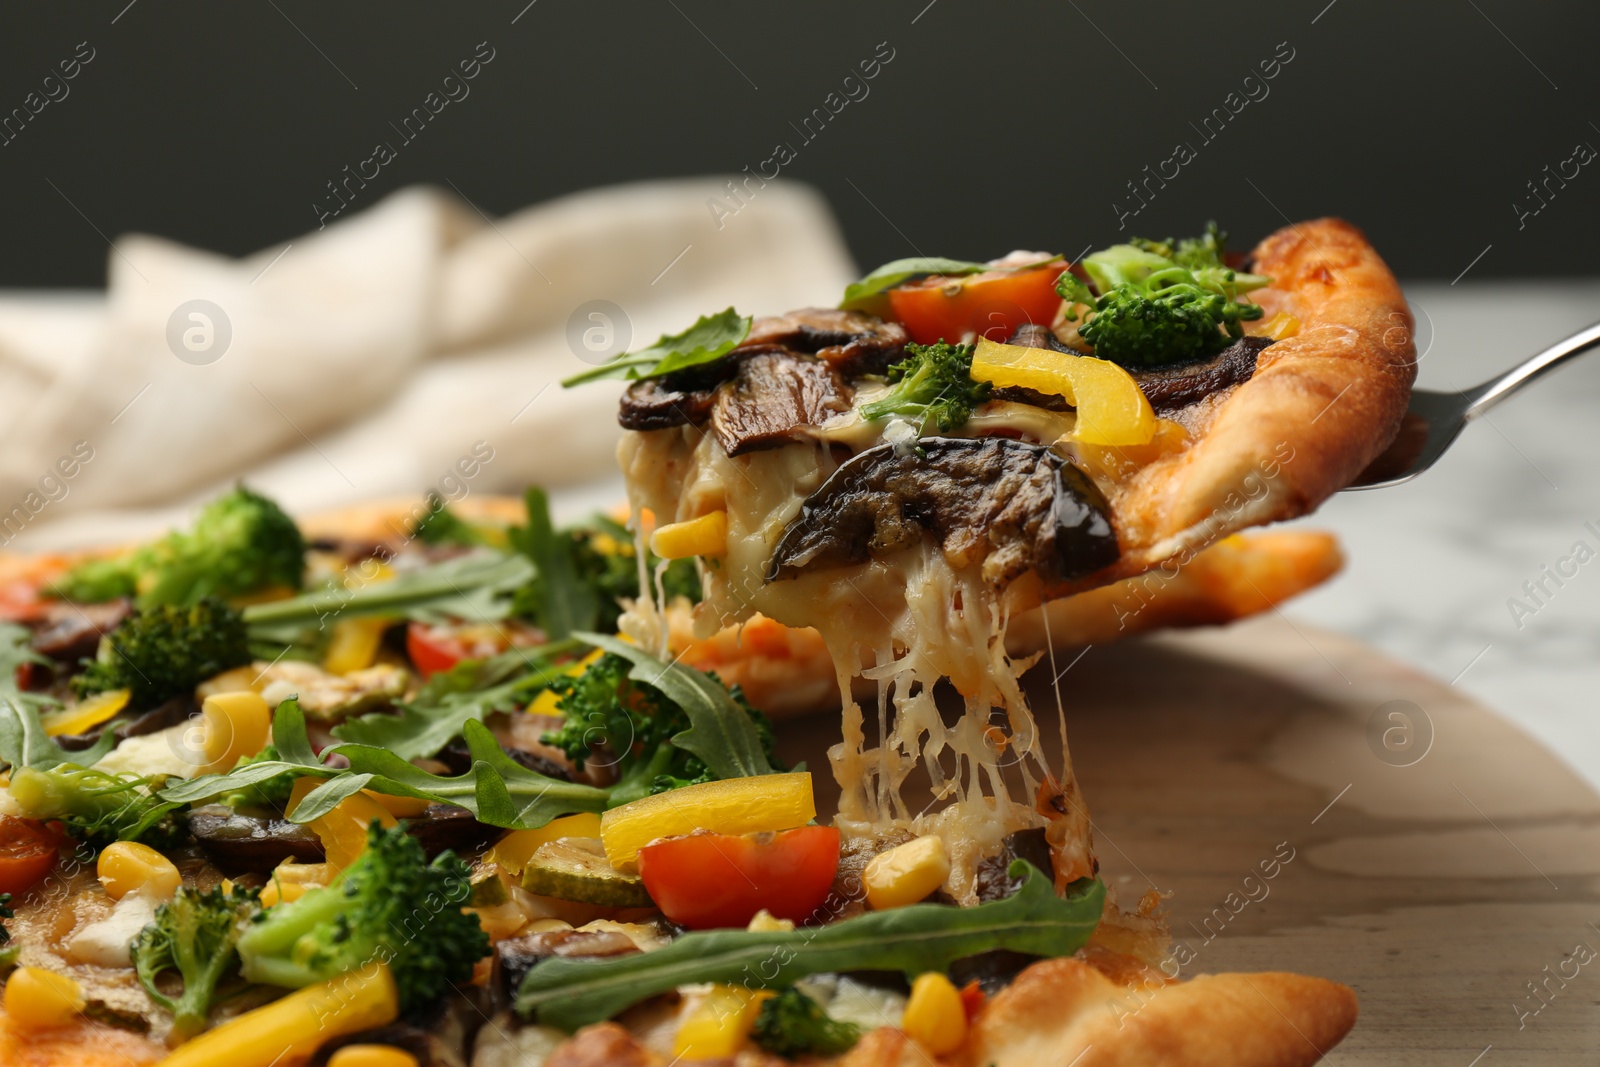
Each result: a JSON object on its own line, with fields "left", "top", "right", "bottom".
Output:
{"left": 618, "top": 421, "right": 1096, "bottom": 903}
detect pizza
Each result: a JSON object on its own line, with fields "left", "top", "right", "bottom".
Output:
{"left": 0, "top": 219, "right": 1404, "bottom": 1067}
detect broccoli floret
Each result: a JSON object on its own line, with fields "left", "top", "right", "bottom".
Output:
{"left": 74, "top": 597, "right": 250, "bottom": 709}
{"left": 132, "top": 882, "right": 261, "bottom": 1042}
{"left": 409, "top": 493, "right": 490, "bottom": 547}
{"left": 235, "top": 821, "right": 488, "bottom": 1017}
{"left": 541, "top": 654, "right": 781, "bottom": 807}
{"left": 57, "top": 485, "right": 305, "bottom": 608}
{"left": 51, "top": 556, "right": 137, "bottom": 603}
{"left": 1064, "top": 224, "right": 1271, "bottom": 369}
{"left": 7, "top": 764, "right": 187, "bottom": 851}
{"left": 858, "top": 341, "right": 991, "bottom": 433}
{"left": 752, "top": 987, "right": 863, "bottom": 1058}
{"left": 566, "top": 517, "right": 700, "bottom": 630}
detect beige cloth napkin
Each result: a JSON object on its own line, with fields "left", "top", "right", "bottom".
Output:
{"left": 0, "top": 179, "right": 857, "bottom": 549}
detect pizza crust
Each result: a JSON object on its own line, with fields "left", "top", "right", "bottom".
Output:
{"left": 1101, "top": 218, "right": 1414, "bottom": 579}
{"left": 963, "top": 957, "right": 1358, "bottom": 1067}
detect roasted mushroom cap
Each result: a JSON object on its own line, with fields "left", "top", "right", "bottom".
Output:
{"left": 767, "top": 437, "right": 1119, "bottom": 587}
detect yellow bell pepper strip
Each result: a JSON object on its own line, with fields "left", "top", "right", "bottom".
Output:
{"left": 599, "top": 772, "right": 816, "bottom": 871}
{"left": 323, "top": 617, "right": 392, "bottom": 675}
{"left": 328, "top": 1046, "right": 419, "bottom": 1067}
{"left": 1253, "top": 310, "right": 1301, "bottom": 341}
{"left": 39, "top": 688, "right": 129, "bottom": 738}
{"left": 970, "top": 336, "right": 1156, "bottom": 446}
{"left": 154, "top": 961, "right": 399, "bottom": 1067}
{"left": 903, "top": 972, "right": 967, "bottom": 1054}
{"left": 674, "top": 985, "right": 774, "bottom": 1059}
{"left": 287, "top": 777, "right": 396, "bottom": 871}
{"left": 484, "top": 812, "right": 603, "bottom": 877}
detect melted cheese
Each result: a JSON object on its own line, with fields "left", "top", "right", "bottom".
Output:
{"left": 618, "top": 416, "right": 1097, "bottom": 904}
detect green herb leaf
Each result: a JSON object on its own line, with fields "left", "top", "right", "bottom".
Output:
{"left": 518, "top": 863, "right": 1105, "bottom": 1029}
{"left": 331, "top": 642, "right": 577, "bottom": 761}
{"left": 575, "top": 633, "right": 773, "bottom": 781}
{"left": 839, "top": 256, "right": 992, "bottom": 310}
{"left": 0, "top": 696, "right": 117, "bottom": 771}
{"left": 0, "top": 623, "right": 59, "bottom": 716}
{"left": 241, "top": 550, "right": 534, "bottom": 633}
{"left": 510, "top": 488, "right": 600, "bottom": 640}
{"left": 158, "top": 700, "right": 331, "bottom": 805}
{"left": 561, "top": 308, "right": 751, "bottom": 386}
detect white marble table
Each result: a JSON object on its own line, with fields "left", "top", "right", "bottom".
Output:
{"left": 1280, "top": 279, "right": 1600, "bottom": 790}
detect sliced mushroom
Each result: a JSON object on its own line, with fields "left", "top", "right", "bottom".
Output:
{"left": 188, "top": 805, "right": 326, "bottom": 873}
{"left": 1130, "top": 334, "right": 1273, "bottom": 414}
{"left": 1002, "top": 321, "right": 1272, "bottom": 415}
{"left": 617, "top": 370, "right": 724, "bottom": 432}
{"left": 618, "top": 309, "right": 907, "bottom": 432}
{"left": 29, "top": 599, "right": 133, "bottom": 662}
{"left": 768, "top": 437, "right": 1119, "bottom": 587}
{"left": 710, "top": 351, "right": 853, "bottom": 457}
{"left": 496, "top": 926, "right": 643, "bottom": 1000}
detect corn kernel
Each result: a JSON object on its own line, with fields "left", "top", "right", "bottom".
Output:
{"left": 97, "top": 841, "right": 181, "bottom": 901}
{"left": 649, "top": 510, "right": 728, "bottom": 560}
{"left": 262, "top": 861, "right": 332, "bottom": 907}
{"left": 746, "top": 909, "right": 794, "bottom": 933}
{"left": 323, "top": 617, "right": 392, "bottom": 676}
{"left": 485, "top": 813, "right": 603, "bottom": 876}
{"left": 198, "top": 690, "right": 272, "bottom": 775}
{"left": 327, "top": 1044, "right": 419, "bottom": 1067}
{"left": 4, "top": 967, "right": 85, "bottom": 1030}
{"left": 863, "top": 836, "right": 950, "bottom": 910}
{"left": 903, "top": 972, "right": 967, "bottom": 1054}
{"left": 673, "top": 985, "right": 772, "bottom": 1059}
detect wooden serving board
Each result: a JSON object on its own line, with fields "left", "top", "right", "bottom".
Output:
{"left": 775, "top": 614, "right": 1600, "bottom": 1064}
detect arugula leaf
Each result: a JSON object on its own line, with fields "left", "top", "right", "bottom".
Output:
{"left": 309, "top": 719, "right": 609, "bottom": 827}
{"left": 158, "top": 700, "right": 332, "bottom": 805}
{"left": 575, "top": 633, "right": 773, "bottom": 781}
{"left": 561, "top": 308, "right": 751, "bottom": 386}
{"left": 331, "top": 642, "right": 577, "bottom": 761}
{"left": 510, "top": 488, "right": 600, "bottom": 640}
{"left": 0, "top": 623, "right": 54, "bottom": 712}
{"left": 162, "top": 704, "right": 608, "bottom": 830}
{"left": 0, "top": 696, "right": 118, "bottom": 771}
{"left": 241, "top": 550, "right": 534, "bottom": 634}
{"left": 518, "top": 862, "right": 1105, "bottom": 1029}
{"left": 839, "top": 257, "right": 991, "bottom": 310}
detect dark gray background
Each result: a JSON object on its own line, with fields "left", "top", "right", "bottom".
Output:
{"left": 1, "top": 0, "right": 1594, "bottom": 287}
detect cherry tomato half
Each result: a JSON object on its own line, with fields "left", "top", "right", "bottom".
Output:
{"left": 0, "top": 816, "right": 60, "bottom": 896}
{"left": 638, "top": 825, "right": 841, "bottom": 930}
{"left": 406, "top": 621, "right": 547, "bottom": 680}
{"left": 405, "top": 622, "right": 471, "bottom": 679}
{"left": 887, "top": 263, "right": 1067, "bottom": 345}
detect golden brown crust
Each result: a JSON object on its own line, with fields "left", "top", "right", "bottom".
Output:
{"left": 1101, "top": 218, "right": 1414, "bottom": 579}
{"left": 1007, "top": 530, "right": 1342, "bottom": 653}
{"left": 0, "top": 1013, "right": 163, "bottom": 1066}
{"left": 961, "top": 957, "right": 1358, "bottom": 1067}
